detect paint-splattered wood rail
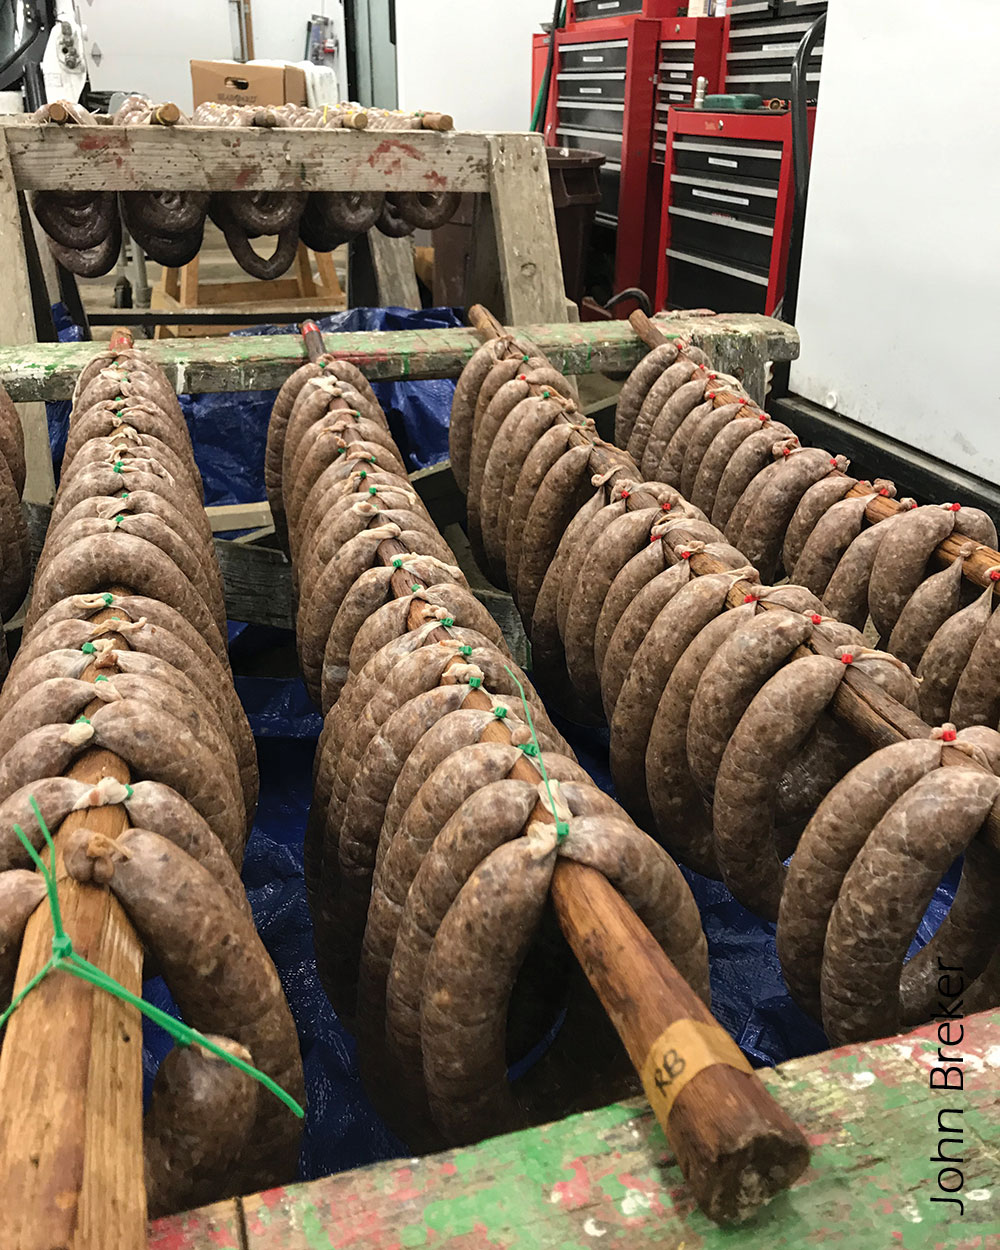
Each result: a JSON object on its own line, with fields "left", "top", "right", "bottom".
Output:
{"left": 149, "top": 1006, "right": 1000, "bottom": 1249}
{"left": 0, "top": 316, "right": 798, "bottom": 403}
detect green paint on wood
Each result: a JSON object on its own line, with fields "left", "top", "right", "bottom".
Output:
{"left": 0, "top": 316, "right": 798, "bottom": 401}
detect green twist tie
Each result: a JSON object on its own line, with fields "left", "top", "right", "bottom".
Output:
{"left": 459, "top": 645, "right": 472, "bottom": 657}
{"left": 94, "top": 675, "right": 109, "bottom": 683}
{"left": 358, "top": 469, "right": 368, "bottom": 480}
{"left": 0, "top": 799, "right": 303, "bottom": 1120}
{"left": 369, "top": 486, "right": 378, "bottom": 495}
{"left": 441, "top": 616, "right": 455, "bottom": 628}
{"left": 392, "top": 558, "right": 403, "bottom": 568}
{"left": 542, "top": 389, "right": 551, "bottom": 398}
{"left": 368, "top": 456, "right": 377, "bottom": 464}
{"left": 120, "top": 491, "right": 129, "bottom": 500}
{"left": 493, "top": 706, "right": 508, "bottom": 719}
{"left": 124, "top": 784, "right": 134, "bottom": 799}
{"left": 411, "top": 584, "right": 422, "bottom": 593}
{"left": 102, "top": 593, "right": 114, "bottom": 605}
{"left": 468, "top": 677, "right": 482, "bottom": 689}
{"left": 522, "top": 354, "right": 530, "bottom": 362}
{"left": 75, "top": 716, "right": 91, "bottom": 726}
{"left": 336, "top": 446, "right": 347, "bottom": 457}
{"left": 112, "top": 460, "right": 124, "bottom": 473}
{"left": 81, "top": 642, "right": 96, "bottom": 655}
{"left": 504, "top": 666, "right": 571, "bottom": 843}
{"left": 114, "top": 514, "right": 125, "bottom": 527}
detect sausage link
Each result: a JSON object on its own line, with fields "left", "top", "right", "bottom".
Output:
{"left": 686, "top": 610, "right": 815, "bottom": 801}
{"left": 777, "top": 739, "right": 945, "bottom": 1017}
{"left": 64, "top": 828, "right": 304, "bottom": 1195}
{"left": 615, "top": 343, "right": 678, "bottom": 447}
{"left": 820, "top": 769, "right": 1000, "bottom": 1044}
{"left": 917, "top": 583, "right": 994, "bottom": 724}
{"left": 712, "top": 655, "right": 847, "bottom": 920}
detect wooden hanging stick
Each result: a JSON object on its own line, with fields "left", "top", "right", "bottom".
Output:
{"left": 302, "top": 323, "right": 811, "bottom": 1223}
{"left": 0, "top": 593, "right": 145, "bottom": 1250}
{"left": 0, "top": 327, "right": 147, "bottom": 1250}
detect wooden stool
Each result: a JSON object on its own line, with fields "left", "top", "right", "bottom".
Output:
{"left": 153, "top": 243, "right": 345, "bottom": 338}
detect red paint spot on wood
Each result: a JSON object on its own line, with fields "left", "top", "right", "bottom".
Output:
{"left": 551, "top": 1157, "right": 592, "bottom": 1208}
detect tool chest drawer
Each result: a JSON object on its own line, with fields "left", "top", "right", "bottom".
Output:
{"left": 658, "top": 40, "right": 695, "bottom": 66}
{"left": 560, "top": 40, "right": 628, "bottom": 73}
{"left": 779, "top": 0, "right": 827, "bottom": 15}
{"left": 557, "top": 72, "right": 627, "bottom": 104}
{"left": 666, "top": 251, "right": 768, "bottom": 313}
{"left": 573, "top": 0, "right": 643, "bottom": 20}
{"left": 668, "top": 207, "right": 774, "bottom": 270}
{"left": 554, "top": 126, "right": 623, "bottom": 164}
{"left": 670, "top": 173, "right": 778, "bottom": 222}
{"left": 728, "top": 0, "right": 775, "bottom": 18}
{"left": 673, "top": 136, "right": 783, "bottom": 182}
{"left": 556, "top": 99, "right": 625, "bottom": 135}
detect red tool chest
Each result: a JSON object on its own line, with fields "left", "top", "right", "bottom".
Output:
{"left": 534, "top": 15, "right": 724, "bottom": 304}
{"left": 654, "top": 106, "right": 816, "bottom": 316}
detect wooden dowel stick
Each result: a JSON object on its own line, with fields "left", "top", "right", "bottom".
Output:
{"left": 292, "top": 319, "right": 811, "bottom": 1221}
{"left": 419, "top": 112, "right": 454, "bottom": 131}
{"left": 553, "top": 860, "right": 810, "bottom": 1223}
{"left": 0, "top": 594, "right": 145, "bottom": 1250}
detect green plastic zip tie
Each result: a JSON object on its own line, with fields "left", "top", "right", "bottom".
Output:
{"left": 441, "top": 617, "right": 455, "bottom": 628}
{"left": 369, "top": 486, "right": 377, "bottom": 495}
{"left": 504, "top": 666, "right": 570, "bottom": 842}
{"left": 112, "top": 460, "right": 124, "bottom": 473}
{"left": 74, "top": 716, "right": 90, "bottom": 726}
{"left": 468, "top": 676, "right": 482, "bottom": 689}
{"left": 94, "top": 675, "right": 109, "bottom": 684}
{"left": 459, "top": 645, "right": 472, "bottom": 657}
{"left": 81, "top": 642, "right": 96, "bottom": 654}
{"left": 0, "top": 799, "right": 303, "bottom": 1119}
{"left": 102, "top": 593, "right": 114, "bottom": 605}
{"left": 493, "top": 706, "right": 508, "bottom": 719}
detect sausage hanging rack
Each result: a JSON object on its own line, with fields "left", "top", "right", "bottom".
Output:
{"left": 465, "top": 303, "right": 1000, "bottom": 853}
{"left": 298, "top": 322, "right": 812, "bottom": 1222}
{"left": 0, "top": 328, "right": 148, "bottom": 1250}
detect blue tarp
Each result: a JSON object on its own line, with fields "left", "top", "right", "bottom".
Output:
{"left": 49, "top": 304, "right": 956, "bottom": 1182}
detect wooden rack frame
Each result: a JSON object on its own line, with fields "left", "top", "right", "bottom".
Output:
{"left": 0, "top": 122, "right": 575, "bottom": 505}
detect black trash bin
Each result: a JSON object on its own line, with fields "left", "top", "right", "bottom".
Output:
{"left": 546, "top": 147, "right": 606, "bottom": 307}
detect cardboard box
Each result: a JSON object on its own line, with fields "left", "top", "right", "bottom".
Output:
{"left": 190, "top": 60, "right": 308, "bottom": 109}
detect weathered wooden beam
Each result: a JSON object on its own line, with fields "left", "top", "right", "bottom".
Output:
{"left": 0, "top": 316, "right": 799, "bottom": 401}
{"left": 150, "top": 1007, "right": 1000, "bottom": 1249}
{"left": 1, "top": 124, "right": 493, "bottom": 193}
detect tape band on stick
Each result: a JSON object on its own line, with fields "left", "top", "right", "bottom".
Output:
{"left": 640, "top": 1018, "right": 753, "bottom": 1119}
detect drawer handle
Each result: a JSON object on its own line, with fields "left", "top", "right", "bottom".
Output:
{"left": 708, "top": 157, "right": 739, "bottom": 169}
{"left": 582, "top": 55, "right": 603, "bottom": 62}
{"left": 597, "top": 1, "right": 619, "bottom": 8}
{"left": 578, "top": 87, "right": 602, "bottom": 94}
{"left": 692, "top": 188, "right": 751, "bottom": 207}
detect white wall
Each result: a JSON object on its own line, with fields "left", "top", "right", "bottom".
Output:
{"left": 84, "top": 0, "right": 340, "bottom": 112}
{"left": 395, "top": 0, "right": 552, "bottom": 131}
{"left": 791, "top": 0, "right": 1000, "bottom": 483}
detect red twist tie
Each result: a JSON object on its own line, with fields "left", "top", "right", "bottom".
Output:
{"left": 758, "top": 412, "right": 769, "bottom": 422}
{"left": 518, "top": 374, "right": 527, "bottom": 381}
{"left": 661, "top": 501, "right": 672, "bottom": 511}
{"left": 621, "top": 490, "right": 631, "bottom": 499}
{"left": 707, "top": 393, "right": 716, "bottom": 400}
{"left": 743, "top": 594, "right": 757, "bottom": 604}
{"left": 941, "top": 728, "right": 958, "bottom": 742}
{"left": 649, "top": 533, "right": 660, "bottom": 544}
{"left": 782, "top": 446, "right": 792, "bottom": 457}
{"left": 810, "top": 613, "right": 823, "bottom": 624}
{"left": 948, "top": 502, "right": 962, "bottom": 511}
{"left": 830, "top": 458, "right": 838, "bottom": 466}
{"left": 990, "top": 570, "right": 1000, "bottom": 583}
{"left": 879, "top": 486, "right": 891, "bottom": 496}
{"left": 680, "top": 550, "right": 692, "bottom": 560}
{"left": 841, "top": 652, "right": 854, "bottom": 665}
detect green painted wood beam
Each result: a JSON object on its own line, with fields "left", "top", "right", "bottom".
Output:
{"left": 0, "top": 316, "right": 798, "bottom": 401}
{"left": 149, "top": 1008, "right": 999, "bottom": 1249}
